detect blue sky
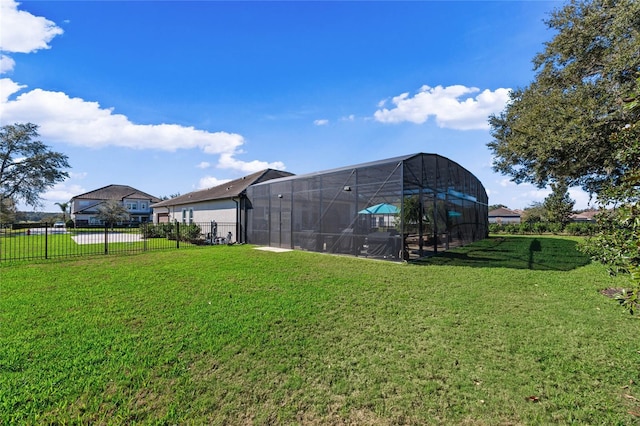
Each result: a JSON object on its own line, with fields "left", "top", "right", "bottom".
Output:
{"left": 1, "top": 0, "right": 594, "bottom": 212}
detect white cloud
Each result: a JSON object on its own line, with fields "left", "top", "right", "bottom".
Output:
{"left": 340, "top": 114, "right": 355, "bottom": 122}
{"left": 69, "top": 171, "right": 87, "bottom": 179}
{"left": 0, "top": 0, "right": 63, "bottom": 54}
{"left": 1, "top": 85, "right": 244, "bottom": 154}
{"left": 0, "top": 2, "right": 284, "bottom": 177}
{"left": 498, "top": 178, "right": 513, "bottom": 187}
{"left": 0, "top": 55, "right": 16, "bottom": 73}
{"left": 521, "top": 187, "right": 551, "bottom": 204}
{"left": 568, "top": 187, "right": 595, "bottom": 210}
{"left": 314, "top": 119, "right": 329, "bottom": 126}
{"left": 374, "top": 84, "right": 511, "bottom": 130}
{"left": 490, "top": 179, "right": 595, "bottom": 211}
{"left": 0, "top": 77, "right": 25, "bottom": 101}
{"left": 196, "top": 161, "right": 211, "bottom": 169}
{"left": 42, "top": 182, "right": 86, "bottom": 204}
{"left": 198, "top": 176, "right": 230, "bottom": 190}
{"left": 0, "top": 81, "right": 285, "bottom": 174}
{"left": 489, "top": 179, "right": 548, "bottom": 209}
{"left": 218, "top": 152, "right": 285, "bottom": 174}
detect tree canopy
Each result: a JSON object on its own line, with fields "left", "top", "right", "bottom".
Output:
{"left": 488, "top": 0, "right": 640, "bottom": 196}
{"left": 96, "top": 200, "right": 130, "bottom": 227}
{"left": 0, "top": 123, "right": 70, "bottom": 208}
{"left": 487, "top": 0, "right": 640, "bottom": 313}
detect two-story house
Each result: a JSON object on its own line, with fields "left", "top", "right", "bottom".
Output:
{"left": 71, "top": 184, "right": 161, "bottom": 226}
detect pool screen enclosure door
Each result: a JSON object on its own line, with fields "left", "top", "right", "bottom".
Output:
{"left": 245, "top": 153, "right": 488, "bottom": 261}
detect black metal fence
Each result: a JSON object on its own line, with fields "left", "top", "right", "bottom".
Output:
{"left": 0, "top": 221, "right": 236, "bottom": 263}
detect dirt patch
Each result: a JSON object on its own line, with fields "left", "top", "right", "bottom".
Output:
{"left": 600, "top": 288, "right": 624, "bottom": 298}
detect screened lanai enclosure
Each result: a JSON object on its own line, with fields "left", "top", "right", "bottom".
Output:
{"left": 245, "top": 153, "right": 488, "bottom": 261}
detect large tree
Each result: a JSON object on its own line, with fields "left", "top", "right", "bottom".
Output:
{"left": 488, "top": 0, "right": 640, "bottom": 313}
{"left": 0, "top": 123, "right": 70, "bottom": 209}
{"left": 488, "top": 0, "right": 640, "bottom": 196}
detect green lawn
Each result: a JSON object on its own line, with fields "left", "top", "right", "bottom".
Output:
{"left": 1, "top": 236, "right": 639, "bottom": 424}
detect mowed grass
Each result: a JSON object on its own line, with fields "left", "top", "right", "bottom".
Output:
{"left": 1, "top": 236, "right": 639, "bottom": 425}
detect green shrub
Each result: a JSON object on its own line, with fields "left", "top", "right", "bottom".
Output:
{"left": 565, "top": 222, "right": 595, "bottom": 236}
{"left": 547, "top": 222, "right": 564, "bottom": 234}
{"left": 180, "top": 224, "right": 202, "bottom": 242}
{"left": 532, "top": 222, "right": 547, "bottom": 234}
{"left": 143, "top": 223, "right": 176, "bottom": 239}
{"left": 504, "top": 223, "right": 519, "bottom": 234}
{"left": 488, "top": 223, "right": 503, "bottom": 233}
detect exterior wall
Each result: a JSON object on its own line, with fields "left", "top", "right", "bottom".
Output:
{"left": 72, "top": 197, "right": 155, "bottom": 225}
{"left": 488, "top": 216, "right": 521, "bottom": 224}
{"left": 122, "top": 197, "right": 154, "bottom": 222}
{"left": 153, "top": 199, "right": 237, "bottom": 224}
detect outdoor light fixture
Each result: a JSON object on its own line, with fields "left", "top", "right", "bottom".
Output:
{"left": 343, "top": 186, "right": 352, "bottom": 192}
{"left": 277, "top": 194, "right": 283, "bottom": 198}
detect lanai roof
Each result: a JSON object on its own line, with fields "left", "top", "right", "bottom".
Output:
{"left": 248, "top": 153, "right": 477, "bottom": 186}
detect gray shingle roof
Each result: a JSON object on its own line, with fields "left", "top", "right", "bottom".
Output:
{"left": 72, "top": 184, "right": 161, "bottom": 202}
{"left": 151, "top": 169, "right": 293, "bottom": 208}
{"left": 488, "top": 207, "right": 521, "bottom": 217}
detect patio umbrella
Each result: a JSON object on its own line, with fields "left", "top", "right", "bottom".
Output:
{"left": 358, "top": 203, "right": 399, "bottom": 215}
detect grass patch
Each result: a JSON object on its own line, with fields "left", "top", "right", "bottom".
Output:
{"left": 1, "top": 237, "right": 639, "bottom": 424}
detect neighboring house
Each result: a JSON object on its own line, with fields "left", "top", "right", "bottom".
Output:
{"left": 570, "top": 210, "right": 600, "bottom": 222}
{"left": 71, "top": 185, "right": 161, "bottom": 226}
{"left": 150, "top": 169, "right": 294, "bottom": 240}
{"left": 488, "top": 207, "right": 521, "bottom": 224}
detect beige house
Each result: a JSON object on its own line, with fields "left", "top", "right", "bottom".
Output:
{"left": 570, "top": 210, "right": 600, "bottom": 222}
{"left": 488, "top": 207, "right": 521, "bottom": 224}
{"left": 151, "top": 169, "right": 293, "bottom": 241}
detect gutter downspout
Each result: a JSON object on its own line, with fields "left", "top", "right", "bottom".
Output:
{"left": 232, "top": 197, "right": 240, "bottom": 243}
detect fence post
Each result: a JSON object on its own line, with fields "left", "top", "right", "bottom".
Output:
{"left": 104, "top": 224, "right": 109, "bottom": 255}
{"left": 176, "top": 222, "right": 180, "bottom": 249}
{"left": 45, "top": 222, "right": 49, "bottom": 259}
{"left": 143, "top": 222, "right": 147, "bottom": 251}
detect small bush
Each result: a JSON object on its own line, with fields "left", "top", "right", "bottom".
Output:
{"left": 532, "top": 222, "right": 547, "bottom": 234}
{"left": 489, "top": 223, "right": 503, "bottom": 234}
{"left": 565, "top": 222, "right": 595, "bottom": 236}
{"left": 143, "top": 223, "right": 176, "bottom": 239}
{"left": 180, "top": 224, "right": 202, "bottom": 242}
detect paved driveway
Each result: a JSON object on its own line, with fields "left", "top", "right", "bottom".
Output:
{"left": 71, "top": 232, "right": 144, "bottom": 245}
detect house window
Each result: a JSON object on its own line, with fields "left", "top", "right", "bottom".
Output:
{"left": 140, "top": 202, "right": 148, "bottom": 210}
{"left": 182, "top": 209, "right": 187, "bottom": 223}
{"left": 189, "top": 209, "right": 194, "bottom": 224}
{"left": 126, "top": 202, "right": 138, "bottom": 210}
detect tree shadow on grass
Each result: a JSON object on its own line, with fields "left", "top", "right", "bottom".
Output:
{"left": 413, "top": 236, "right": 591, "bottom": 271}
